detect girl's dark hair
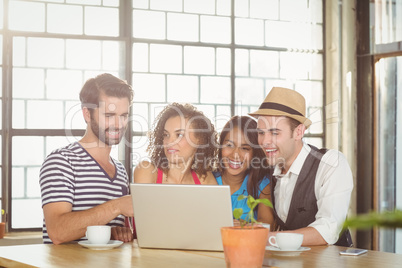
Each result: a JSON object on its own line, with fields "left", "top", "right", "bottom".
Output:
{"left": 218, "top": 115, "right": 271, "bottom": 199}
{"left": 147, "top": 103, "right": 218, "bottom": 178}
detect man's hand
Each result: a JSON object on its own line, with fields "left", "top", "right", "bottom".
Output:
{"left": 43, "top": 195, "right": 134, "bottom": 245}
{"left": 111, "top": 226, "right": 133, "bottom": 242}
{"left": 117, "top": 195, "right": 134, "bottom": 217}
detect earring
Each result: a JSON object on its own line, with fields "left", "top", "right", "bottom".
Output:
{"left": 191, "top": 159, "right": 198, "bottom": 170}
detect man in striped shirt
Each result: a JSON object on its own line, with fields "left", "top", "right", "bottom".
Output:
{"left": 40, "top": 73, "right": 134, "bottom": 244}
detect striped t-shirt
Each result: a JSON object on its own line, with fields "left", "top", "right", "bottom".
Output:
{"left": 39, "top": 142, "right": 129, "bottom": 244}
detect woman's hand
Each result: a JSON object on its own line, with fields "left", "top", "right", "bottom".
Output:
{"left": 233, "top": 219, "right": 265, "bottom": 228}
{"left": 233, "top": 219, "right": 241, "bottom": 226}
{"left": 111, "top": 226, "right": 133, "bottom": 242}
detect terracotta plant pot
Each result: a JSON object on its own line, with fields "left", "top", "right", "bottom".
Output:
{"left": 221, "top": 226, "right": 269, "bottom": 268}
{"left": 0, "top": 222, "right": 5, "bottom": 239}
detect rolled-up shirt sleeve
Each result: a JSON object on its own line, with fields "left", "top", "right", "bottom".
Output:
{"left": 307, "top": 149, "right": 353, "bottom": 244}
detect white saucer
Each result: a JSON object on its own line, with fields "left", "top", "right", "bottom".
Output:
{"left": 266, "top": 246, "right": 311, "bottom": 256}
{"left": 78, "top": 240, "right": 123, "bottom": 250}
{"left": 266, "top": 246, "right": 311, "bottom": 252}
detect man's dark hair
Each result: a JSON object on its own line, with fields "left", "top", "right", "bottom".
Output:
{"left": 79, "top": 73, "right": 134, "bottom": 111}
{"left": 287, "top": 117, "right": 302, "bottom": 132}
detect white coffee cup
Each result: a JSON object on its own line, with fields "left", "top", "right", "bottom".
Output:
{"left": 268, "top": 233, "right": 303, "bottom": 250}
{"left": 86, "top": 225, "right": 111, "bottom": 244}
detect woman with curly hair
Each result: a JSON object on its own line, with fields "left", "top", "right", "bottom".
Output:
{"left": 214, "top": 115, "right": 274, "bottom": 224}
{"left": 134, "top": 103, "right": 218, "bottom": 184}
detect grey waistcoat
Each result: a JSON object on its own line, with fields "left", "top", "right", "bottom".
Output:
{"left": 271, "top": 144, "right": 352, "bottom": 247}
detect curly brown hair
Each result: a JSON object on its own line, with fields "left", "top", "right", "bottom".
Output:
{"left": 147, "top": 103, "right": 218, "bottom": 178}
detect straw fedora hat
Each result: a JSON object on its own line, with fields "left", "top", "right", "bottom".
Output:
{"left": 249, "top": 87, "right": 312, "bottom": 128}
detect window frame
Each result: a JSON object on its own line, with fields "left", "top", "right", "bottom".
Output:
{"left": 0, "top": 0, "right": 325, "bottom": 232}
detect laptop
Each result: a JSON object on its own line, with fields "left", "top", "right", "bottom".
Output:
{"left": 130, "top": 183, "right": 233, "bottom": 251}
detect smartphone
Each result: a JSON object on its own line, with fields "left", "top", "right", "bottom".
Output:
{"left": 339, "top": 248, "right": 368, "bottom": 256}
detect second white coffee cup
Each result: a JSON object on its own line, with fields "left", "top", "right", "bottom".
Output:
{"left": 268, "top": 233, "right": 303, "bottom": 250}
{"left": 86, "top": 225, "right": 111, "bottom": 244}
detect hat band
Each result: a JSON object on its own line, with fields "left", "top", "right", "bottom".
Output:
{"left": 258, "top": 102, "right": 303, "bottom": 117}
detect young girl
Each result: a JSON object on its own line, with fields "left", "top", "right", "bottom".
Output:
{"left": 215, "top": 115, "right": 274, "bottom": 224}
{"left": 134, "top": 102, "right": 218, "bottom": 184}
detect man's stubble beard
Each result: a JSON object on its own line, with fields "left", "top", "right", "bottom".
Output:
{"left": 90, "top": 117, "right": 126, "bottom": 146}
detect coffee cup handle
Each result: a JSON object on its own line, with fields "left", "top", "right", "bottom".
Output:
{"left": 268, "top": 236, "right": 278, "bottom": 247}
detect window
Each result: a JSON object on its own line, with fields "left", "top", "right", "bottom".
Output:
{"left": 371, "top": 0, "right": 402, "bottom": 253}
{"left": 130, "top": 0, "right": 325, "bottom": 168}
{"left": 1, "top": 0, "right": 324, "bottom": 231}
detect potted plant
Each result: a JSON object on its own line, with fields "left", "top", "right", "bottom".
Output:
{"left": 221, "top": 195, "right": 272, "bottom": 268}
{"left": 0, "top": 209, "right": 5, "bottom": 239}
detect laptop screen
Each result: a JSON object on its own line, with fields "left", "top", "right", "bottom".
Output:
{"left": 130, "top": 183, "right": 233, "bottom": 251}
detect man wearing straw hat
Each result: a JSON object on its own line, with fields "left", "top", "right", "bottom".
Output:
{"left": 249, "top": 87, "right": 353, "bottom": 247}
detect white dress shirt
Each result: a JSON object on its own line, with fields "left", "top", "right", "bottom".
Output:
{"left": 273, "top": 141, "right": 353, "bottom": 244}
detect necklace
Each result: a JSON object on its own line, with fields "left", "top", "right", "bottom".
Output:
{"left": 163, "top": 171, "right": 190, "bottom": 184}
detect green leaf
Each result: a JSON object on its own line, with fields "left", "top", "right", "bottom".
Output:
{"left": 343, "top": 210, "right": 402, "bottom": 230}
{"left": 237, "top": 195, "right": 247, "bottom": 201}
{"left": 246, "top": 195, "right": 256, "bottom": 209}
{"left": 233, "top": 208, "right": 243, "bottom": 220}
{"left": 258, "top": 198, "right": 273, "bottom": 208}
